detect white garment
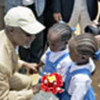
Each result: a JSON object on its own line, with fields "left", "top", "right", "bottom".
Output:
{"left": 41, "top": 47, "right": 72, "bottom": 82}
{"left": 41, "top": 47, "right": 95, "bottom": 82}
{"left": 72, "top": 58, "right": 95, "bottom": 73}
{"left": 68, "top": 63, "right": 92, "bottom": 100}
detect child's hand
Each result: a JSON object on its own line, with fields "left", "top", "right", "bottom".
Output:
{"left": 23, "top": 62, "right": 39, "bottom": 73}
{"left": 31, "top": 84, "right": 41, "bottom": 94}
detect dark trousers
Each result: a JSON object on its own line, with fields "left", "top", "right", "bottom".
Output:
{"left": 43, "top": 0, "right": 55, "bottom": 43}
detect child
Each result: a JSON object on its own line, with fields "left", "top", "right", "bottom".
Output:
{"left": 40, "top": 23, "right": 73, "bottom": 82}
{"left": 63, "top": 34, "right": 98, "bottom": 100}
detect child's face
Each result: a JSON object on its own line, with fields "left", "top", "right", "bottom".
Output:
{"left": 47, "top": 32, "right": 67, "bottom": 52}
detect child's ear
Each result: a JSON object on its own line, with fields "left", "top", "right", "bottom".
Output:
{"left": 81, "top": 55, "right": 87, "bottom": 60}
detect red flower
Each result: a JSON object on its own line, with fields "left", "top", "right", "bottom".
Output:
{"left": 41, "top": 73, "right": 63, "bottom": 94}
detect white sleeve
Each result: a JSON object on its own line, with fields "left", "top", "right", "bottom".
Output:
{"left": 68, "top": 74, "right": 92, "bottom": 100}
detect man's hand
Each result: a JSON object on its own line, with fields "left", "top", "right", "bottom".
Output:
{"left": 53, "top": 13, "right": 62, "bottom": 22}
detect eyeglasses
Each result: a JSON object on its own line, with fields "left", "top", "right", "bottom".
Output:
{"left": 24, "top": 32, "right": 33, "bottom": 37}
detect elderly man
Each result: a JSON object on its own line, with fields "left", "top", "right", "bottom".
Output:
{"left": 5, "top": 0, "right": 46, "bottom": 65}
{"left": 0, "top": 6, "right": 45, "bottom": 100}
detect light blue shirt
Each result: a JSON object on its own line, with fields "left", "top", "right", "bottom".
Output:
{"left": 5, "top": 0, "right": 22, "bottom": 12}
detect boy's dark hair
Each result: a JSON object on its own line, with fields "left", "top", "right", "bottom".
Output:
{"left": 74, "top": 34, "right": 98, "bottom": 57}
{"left": 48, "top": 23, "right": 73, "bottom": 42}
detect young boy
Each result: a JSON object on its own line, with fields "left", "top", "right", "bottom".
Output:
{"left": 63, "top": 34, "right": 98, "bottom": 100}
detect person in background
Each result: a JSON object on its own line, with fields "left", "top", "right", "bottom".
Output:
{"left": 0, "top": 6, "right": 45, "bottom": 100}
{"left": 43, "top": 0, "right": 55, "bottom": 44}
{"left": 52, "top": 0, "right": 98, "bottom": 33}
